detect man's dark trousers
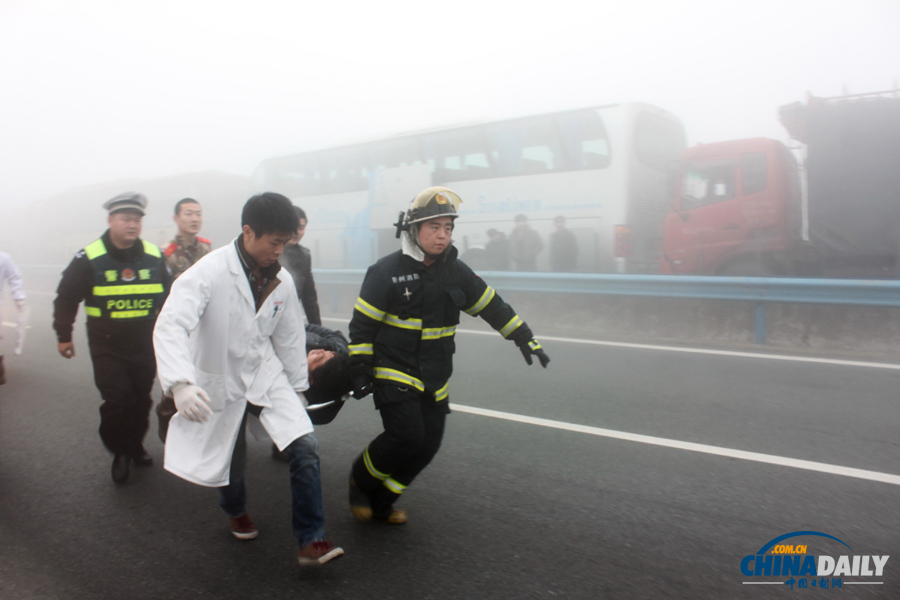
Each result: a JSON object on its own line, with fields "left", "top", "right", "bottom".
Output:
{"left": 89, "top": 334, "right": 156, "bottom": 456}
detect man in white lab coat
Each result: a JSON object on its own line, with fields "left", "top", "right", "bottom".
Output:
{"left": 153, "top": 193, "right": 343, "bottom": 567}
{"left": 0, "top": 251, "right": 27, "bottom": 384}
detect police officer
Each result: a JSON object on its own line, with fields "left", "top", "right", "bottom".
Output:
{"left": 347, "top": 186, "right": 550, "bottom": 524}
{"left": 54, "top": 192, "right": 172, "bottom": 483}
{"left": 163, "top": 197, "right": 211, "bottom": 279}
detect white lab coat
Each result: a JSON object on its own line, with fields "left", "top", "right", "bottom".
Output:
{"left": 153, "top": 240, "right": 312, "bottom": 487}
{"left": 0, "top": 252, "right": 26, "bottom": 340}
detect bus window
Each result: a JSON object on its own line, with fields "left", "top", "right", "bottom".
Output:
{"left": 486, "top": 125, "right": 523, "bottom": 176}
{"left": 330, "top": 146, "right": 368, "bottom": 193}
{"left": 367, "top": 138, "right": 424, "bottom": 171}
{"left": 521, "top": 117, "right": 563, "bottom": 173}
{"left": 557, "top": 112, "right": 611, "bottom": 170}
{"left": 272, "top": 154, "right": 318, "bottom": 197}
{"left": 486, "top": 116, "right": 565, "bottom": 176}
{"left": 309, "top": 152, "right": 332, "bottom": 196}
{"left": 423, "top": 128, "right": 493, "bottom": 183}
{"left": 681, "top": 159, "right": 737, "bottom": 211}
{"left": 635, "top": 112, "right": 686, "bottom": 172}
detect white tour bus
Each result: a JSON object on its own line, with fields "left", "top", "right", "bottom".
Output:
{"left": 252, "top": 103, "right": 686, "bottom": 273}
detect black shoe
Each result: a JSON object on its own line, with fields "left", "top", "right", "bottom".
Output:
{"left": 131, "top": 449, "right": 153, "bottom": 467}
{"left": 112, "top": 453, "right": 131, "bottom": 483}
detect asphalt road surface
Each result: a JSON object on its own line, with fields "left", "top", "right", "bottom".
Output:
{"left": 1, "top": 292, "right": 898, "bottom": 599}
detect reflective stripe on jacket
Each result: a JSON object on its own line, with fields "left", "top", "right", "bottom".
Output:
{"left": 83, "top": 238, "right": 166, "bottom": 320}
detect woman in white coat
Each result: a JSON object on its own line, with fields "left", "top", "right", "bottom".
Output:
{"left": 153, "top": 193, "right": 343, "bottom": 567}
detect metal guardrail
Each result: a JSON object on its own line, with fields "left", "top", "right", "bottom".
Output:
{"left": 314, "top": 269, "right": 900, "bottom": 344}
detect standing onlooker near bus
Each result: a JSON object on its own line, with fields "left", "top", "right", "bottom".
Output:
{"left": 156, "top": 197, "right": 213, "bottom": 442}
{"left": 549, "top": 215, "right": 578, "bottom": 272}
{"left": 484, "top": 228, "right": 510, "bottom": 271}
{"left": 279, "top": 206, "right": 321, "bottom": 325}
{"left": 509, "top": 214, "right": 543, "bottom": 271}
{"left": 0, "top": 251, "right": 26, "bottom": 384}
{"left": 163, "top": 198, "right": 211, "bottom": 279}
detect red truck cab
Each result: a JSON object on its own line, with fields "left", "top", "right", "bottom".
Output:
{"left": 660, "top": 138, "right": 802, "bottom": 276}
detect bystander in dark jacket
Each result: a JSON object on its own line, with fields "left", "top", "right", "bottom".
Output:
{"left": 279, "top": 206, "right": 321, "bottom": 325}
{"left": 509, "top": 214, "right": 543, "bottom": 271}
{"left": 549, "top": 215, "right": 578, "bottom": 272}
{"left": 484, "top": 228, "right": 510, "bottom": 270}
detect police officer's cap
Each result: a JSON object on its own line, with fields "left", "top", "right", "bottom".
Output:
{"left": 104, "top": 192, "right": 147, "bottom": 216}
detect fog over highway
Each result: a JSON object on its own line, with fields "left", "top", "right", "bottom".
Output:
{"left": 1, "top": 1, "right": 898, "bottom": 210}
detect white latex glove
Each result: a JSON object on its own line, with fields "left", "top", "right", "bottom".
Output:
{"left": 172, "top": 383, "right": 213, "bottom": 422}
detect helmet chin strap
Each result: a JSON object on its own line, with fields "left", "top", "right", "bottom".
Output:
{"left": 400, "top": 229, "right": 427, "bottom": 262}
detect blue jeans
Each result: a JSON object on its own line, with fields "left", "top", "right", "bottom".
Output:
{"left": 219, "top": 407, "right": 325, "bottom": 548}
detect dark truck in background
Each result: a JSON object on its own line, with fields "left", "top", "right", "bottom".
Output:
{"left": 660, "top": 91, "right": 900, "bottom": 278}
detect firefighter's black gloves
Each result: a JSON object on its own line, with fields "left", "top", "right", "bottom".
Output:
{"left": 518, "top": 338, "right": 550, "bottom": 368}
{"left": 351, "top": 373, "right": 373, "bottom": 399}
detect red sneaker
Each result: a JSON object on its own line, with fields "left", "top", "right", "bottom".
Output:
{"left": 297, "top": 541, "right": 344, "bottom": 566}
{"left": 229, "top": 513, "right": 258, "bottom": 540}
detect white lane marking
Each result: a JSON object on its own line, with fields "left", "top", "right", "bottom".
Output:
{"left": 449, "top": 404, "right": 900, "bottom": 486}
{"left": 321, "top": 316, "right": 900, "bottom": 370}
{"left": 2, "top": 322, "right": 31, "bottom": 328}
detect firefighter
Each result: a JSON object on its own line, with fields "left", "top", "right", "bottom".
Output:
{"left": 53, "top": 192, "right": 172, "bottom": 484}
{"left": 347, "top": 186, "right": 550, "bottom": 524}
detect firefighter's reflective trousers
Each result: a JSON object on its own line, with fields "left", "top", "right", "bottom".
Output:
{"left": 352, "top": 382, "right": 450, "bottom": 510}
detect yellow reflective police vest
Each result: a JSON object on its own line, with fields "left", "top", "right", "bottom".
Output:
{"left": 82, "top": 238, "right": 165, "bottom": 320}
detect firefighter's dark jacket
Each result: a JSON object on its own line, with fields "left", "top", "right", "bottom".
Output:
{"left": 348, "top": 246, "right": 533, "bottom": 399}
{"left": 53, "top": 230, "right": 173, "bottom": 345}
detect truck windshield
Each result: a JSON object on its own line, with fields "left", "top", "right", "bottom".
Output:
{"left": 680, "top": 159, "right": 737, "bottom": 210}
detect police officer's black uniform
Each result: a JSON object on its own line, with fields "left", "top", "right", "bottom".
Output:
{"left": 54, "top": 228, "right": 171, "bottom": 473}
{"left": 348, "top": 186, "right": 549, "bottom": 521}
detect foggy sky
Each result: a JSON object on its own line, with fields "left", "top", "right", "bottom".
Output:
{"left": 1, "top": 0, "right": 898, "bottom": 208}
